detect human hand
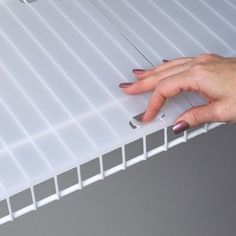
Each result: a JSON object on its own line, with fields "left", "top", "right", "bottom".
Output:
{"left": 119, "top": 54, "right": 236, "bottom": 134}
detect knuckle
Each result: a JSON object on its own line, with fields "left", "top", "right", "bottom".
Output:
{"left": 189, "top": 64, "right": 206, "bottom": 78}
{"left": 140, "top": 77, "right": 156, "bottom": 90}
{"left": 154, "top": 71, "right": 165, "bottom": 80}
{"left": 138, "top": 80, "right": 147, "bottom": 88}
{"left": 155, "top": 79, "right": 167, "bottom": 95}
{"left": 134, "top": 80, "right": 148, "bottom": 89}
{"left": 213, "top": 104, "right": 227, "bottom": 122}
{"left": 155, "top": 79, "right": 164, "bottom": 91}
{"left": 208, "top": 53, "right": 220, "bottom": 58}
{"left": 157, "top": 79, "right": 169, "bottom": 90}
{"left": 196, "top": 53, "right": 217, "bottom": 63}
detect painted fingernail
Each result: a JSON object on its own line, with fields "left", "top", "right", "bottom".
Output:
{"left": 173, "top": 120, "right": 190, "bottom": 134}
{"left": 162, "top": 59, "right": 169, "bottom": 63}
{"left": 119, "top": 82, "right": 133, "bottom": 88}
{"left": 132, "top": 69, "right": 146, "bottom": 74}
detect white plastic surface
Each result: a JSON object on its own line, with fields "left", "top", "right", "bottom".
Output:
{"left": 0, "top": 0, "right": 149, "bottom": 199}
{"left": 0, "top": 0, "right": 234, "bottom": 223}
{"left": 90, "top": 0, "right": 235, "bottom": 62}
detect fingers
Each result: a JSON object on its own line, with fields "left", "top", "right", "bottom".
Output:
{"left": 133, "top": 57, "right": 193, "bottom": 80}
{"left": 119, "top": 76, "right": 161, "bottom": 94}
{"left": 140, "top": 71, "right": 197, "bottom": 122}
{"left": 173, "top": 103, "right": 219, "bottom": 134}
{"left": 118, "top": 54, "right": 234, "bottom": 133}
{"left": 120, "top": 60, "right": 193, "bottom": 95}
{"left": 140, "top": 88, "right": 166, "bottom": 122}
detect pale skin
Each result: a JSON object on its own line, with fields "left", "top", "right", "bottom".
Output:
{"left": 119, "top": 54, "right": 236, "bottom": 134}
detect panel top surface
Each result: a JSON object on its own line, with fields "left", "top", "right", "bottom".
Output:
{"left": 91, "top": 0, "right": 236, "bottom": 63}
{"left": 0, "top": 0, "right": 235, "bottom": 200}
{"left": 0, "top": 0, "right": 160, "bottom": 199}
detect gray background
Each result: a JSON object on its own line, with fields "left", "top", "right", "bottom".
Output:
{"left": 1, "top": 124, "right": 236, "bottom": 236}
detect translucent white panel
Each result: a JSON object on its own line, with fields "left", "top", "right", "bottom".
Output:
{"left": 91, "top": 0, "right": 181, "bottom": 62}
{"left": 12, "top": 143, "right": 51, "bottom": 183}
{"left": 226, "top": 0, "right": 236, "bottom": 7}
{"left": 101, "top": 105, "right": 135, "bottom": 137}
{"left": 0, "top": 152, "right": 29, "bottom": 199}
{"left": 183, "top": 92, "right": 208, "bottom": 107}
{"left": 176, "top": 0, "right": 236, "bottom": 51}
{"left": 171, "top": 94, "right": 193, "bottom": 112}
{"left": 80, "top": 114, "right": 118, "bottom": 150}
{"left": 91, "top": 0, "right": 232, "bottom": 61}
{"left": 0, "top": 0, "right": 232, "bottom": 224}
{"left": 0, "top": 59, "right": 47, "bottom": 134}
{"left": 0, "top": 0, "right": 155, "bottom": 203}
{"left": 51, "top": 0, "right": 150, "bottom": 77}
{"left": 204, "top": 0, "right": 236, "bottom": 25}
{"left": 120, "top": 96, "right": 148, "bottom": 118}
{"left": 158, "top": 0, "right": 232, "bottom": 55}
{"left": 0, "top": 28, "right": 69, "bottom": 127}
{"left": 0, "top": 101, "right": 26, "bottom": 145}
{"left": 0, "top": 3, "right": 92, "bottom": 117}
{"left": 35, "top": 133, "right": 76, "bottom": 171}
{"left": 57, "top": 123, "right": 97, "bottom": 164}
{"left": 34, "top": 1, "right": 121, "bottom": 100}
{"left": 111, "top": 0, "right": 203, "bottom": 55}
{"left": 0, "top": 185, "right": 4, "bottom": 201}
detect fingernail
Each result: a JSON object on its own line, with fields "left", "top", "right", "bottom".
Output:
{"left": 173, "top": 120, "right": 190, "bottom": 134}
{"left": 132, "top": 69, "right": 146, "bottom": 74}
{"left": 162, "top": 59, "right": 169, "bottom": 63}
{"left": 119, "top": 82, "right": 133, "bottom": 88}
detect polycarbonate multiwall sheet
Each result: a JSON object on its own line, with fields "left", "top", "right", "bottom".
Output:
{"left": 90, "top": 0, "right": 236, "bottom": 62}
{"left": 0, "top": 0, "right": 150, "bottom": 199}
{"left": 0, "top": 0, "right": 234, "bottom": 225}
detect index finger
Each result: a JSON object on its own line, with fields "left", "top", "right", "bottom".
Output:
{"left": 140, "top": 71, "right": 197, "bottom": 122}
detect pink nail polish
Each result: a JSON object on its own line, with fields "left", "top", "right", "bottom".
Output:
{"left": 119, "top": 82, "right": 133, "bottom": 88}
{"left": 162, "top": 59, "right": 169, "bottom": 63}
{"left": 173, "top": 121, "right": 190, "bottom": 134}
{"left": 132, "top": 69, "right": 146, "bottom": 74}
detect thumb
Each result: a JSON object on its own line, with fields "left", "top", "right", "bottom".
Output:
{"left": 173, "top": 103, "right": 217, "bottom": 134}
